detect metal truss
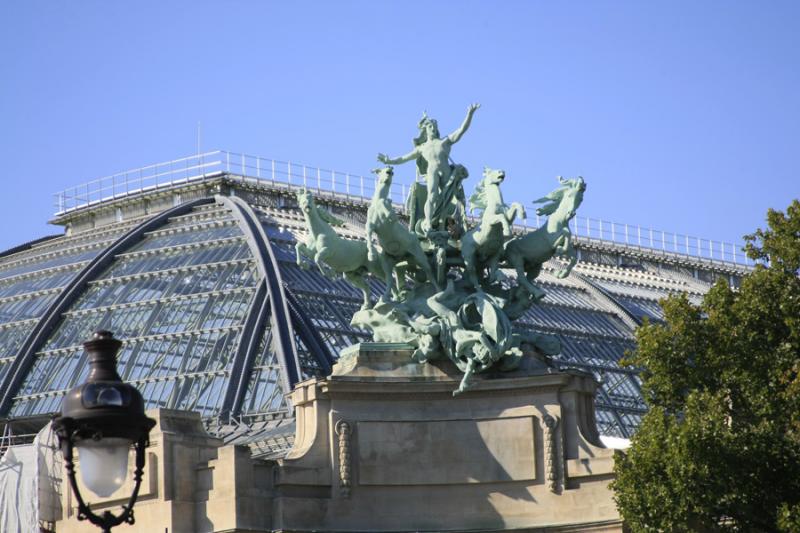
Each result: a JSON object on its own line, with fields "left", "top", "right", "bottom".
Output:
{"left": 0, "top": 178, "right": 724, "bottom": 443}
{"left": 0, "top": 235, "right": 61, "bottom": 261}
{"left": 216, "top": 194, "right": 332, "bottom": 419}
{"left": 0, "top": 262, "right": 87, "bottom": 291}
{"left": 0, "top": 198, "right": 215, "bottom": 416}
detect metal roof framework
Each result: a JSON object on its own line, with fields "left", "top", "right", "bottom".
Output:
{"left": 0, "top": 166, "right": 751, "bottom": 455}
{"left": 0, "top": 195, "right": 335, "bottom": 456}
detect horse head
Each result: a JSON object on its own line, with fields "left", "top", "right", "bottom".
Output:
{"left": 561, "top": 177, "right": 585, "bottom": 220}
{"left": 483, "top": 166, "right": 506, "bottom": 186}
{"left": 371, "top": 166, "right": 394, "bottom": 187}
{"left": 296, "top": 188, "right": 314, "bottom": 216}
{"left": 451, "top": 164, "right": 469, "bottom": 183}
{"left": 469, "top": 167, "right": 505, "bottom": 212}
{"left": 297, "top": 189, "right": 345, "bottom": 228}
{"left": 533, "top": 176, "right": 585, "bottom": 220}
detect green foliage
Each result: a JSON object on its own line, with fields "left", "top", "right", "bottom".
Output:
{"left": 779, "top": 503, "right": 800, "bottom": 533}
{"left": 745, "top": 200, "right": 800, "bottom": 274}
{"left": 613, "top": 200, "right": 800, "bottom": 532}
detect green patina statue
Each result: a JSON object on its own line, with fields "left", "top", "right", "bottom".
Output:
{"left": 366, "top": 167, "right": 440, "bottom": 303}
{"left": 461, "top": 167, "right": 526, "bottom": 289}
{"left": 296, "top": 105, "right": 586, "bottom": 394}
{"left": 505, "top": 176, "right": 586, "bottom": 298}
{"left": 378, "top": 103, "right": 480, "bottom": 235}
{"left": 295, "top": 189, "right": 385, "bottom": 309}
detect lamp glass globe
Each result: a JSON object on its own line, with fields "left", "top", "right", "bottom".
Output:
{"left": 76, "top": 437, "right": 131, "bottom": 497}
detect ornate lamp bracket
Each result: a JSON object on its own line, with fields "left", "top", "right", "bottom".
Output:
{"left": 57, "top": 419, "right": 149, "bottom": 533}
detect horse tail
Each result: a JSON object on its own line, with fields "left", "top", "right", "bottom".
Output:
{"left": 468, "top": 181, "right": 486, "bottom": 212}
{"left": 317, "top": 207, "right": 346, "bottom": 227}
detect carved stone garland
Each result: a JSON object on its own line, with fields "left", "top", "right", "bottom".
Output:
{"left": 543, "top": 414, "right": 561, "bottom": 493}
{"left": 334, "top": 419, "right": 352, "bottom": 498}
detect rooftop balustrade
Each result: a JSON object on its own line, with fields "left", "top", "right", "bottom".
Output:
{"left": 53, "top": 150, "right": 753, "bottom": 267}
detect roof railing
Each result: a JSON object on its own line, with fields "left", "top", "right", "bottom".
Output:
{"left": 53, "top": 150, "right": 752, "bottom": 267}
{"left": 511, "top": 216, "right": 753, "bottom": 267}
{"left": 53, "top": 150, "right": 408, "bottom": 216}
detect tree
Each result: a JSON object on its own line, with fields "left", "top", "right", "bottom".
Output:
{"left": 612, "top": 200, "right": 800, "bottom": 532}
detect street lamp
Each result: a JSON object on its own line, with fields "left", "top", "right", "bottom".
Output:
{"left": 52, "top": 331, "right": 155, "bottom": 533}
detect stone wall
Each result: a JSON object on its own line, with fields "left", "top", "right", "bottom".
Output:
{"left": 54, "top": 345, "right": 622, "bottom": 532}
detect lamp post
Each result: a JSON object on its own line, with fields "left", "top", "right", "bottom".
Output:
{"left": 52, "top": 331, "right": 155, "bottom": 533}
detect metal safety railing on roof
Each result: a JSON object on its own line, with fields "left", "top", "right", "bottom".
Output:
{"left": 511, "top": 215, "right": 753, "bottom": 267}
{"left": 53, "top": 150, "right": 408, "bottom": 217}
{"left": 53, "top": 150, "right": 752, "bottom": 267}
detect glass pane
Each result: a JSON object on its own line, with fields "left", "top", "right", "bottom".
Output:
{"left": 8, "top": 205, "right": 260, "bottom": 418}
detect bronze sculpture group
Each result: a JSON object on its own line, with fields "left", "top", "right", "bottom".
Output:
{"left": 295, "top": 105, "right": 586, "bottom": 394}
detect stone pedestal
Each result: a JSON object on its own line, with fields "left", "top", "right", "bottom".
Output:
{"left": 50, "top": 346, "right": 622, "bottom": 532}
{"left": 273, "top": 343, "right": 622, "bottom": 532}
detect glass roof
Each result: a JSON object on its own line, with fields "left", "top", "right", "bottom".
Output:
{"left": 0, "top": 222, "right": 134, "bottom": 390}
{"left": 8, "top": 207, "right": 260, "bottom": 418}
{"left": 0, "top": 185, "right": 733, "bottom": 451}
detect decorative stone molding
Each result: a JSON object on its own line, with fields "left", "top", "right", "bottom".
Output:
{"left": 271, "top": 347, "right": 622, "bottom": 532}
{"left": 543, "top": 414, "right": 561, "bottom": 493}
{"left": 334, "top": 419, "right": 352, "bottom": 498}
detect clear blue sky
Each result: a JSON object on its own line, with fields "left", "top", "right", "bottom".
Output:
{"left": 1, "top": 1, "right": 797, "bottom": 252}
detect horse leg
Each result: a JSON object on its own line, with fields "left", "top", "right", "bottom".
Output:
{"left": 555, "top": 241, "right": 577, "bottom": 279}
{"left": 379, "top": 254, "right": 396, "bottom": 303}
{"left": 499, "top": 216, "right": 512, "bottom": 237}
{"left": 553, "top": 234, "right": 567, "bottom": 253}
{"left": 510, "top": 252, "right": 541, "bottom": 297}
{"left": 393, "top": 263, "right": 407, "bottom": 297}
{"left": 409, "top": 243, "right": 439, "bottom": 291}
{"left": 345, "top": 270, "right": 372, "bottom": 309}
{"left": 295, "top": 242, "right": 311, "bottom": 269}
{"left": 295, "top": 242, "right": 303, "bottom": 265}
{"left": 486, "top": 251, "right": 502, "bottom": 284}
{"left": 461, "top": 241, "right": 480, "bottom": 289}
{"left": 314, "top": 249, "right": 338, "bottom": 280}
{"left": 507, "top": 203, "right": 525, "bottom": 225}
{"left": 525, "top": 267, "right": 547, "bottom": 300}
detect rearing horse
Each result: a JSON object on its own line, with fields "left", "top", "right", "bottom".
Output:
{"left": 295, "top": 189, "right": 383, "bottom": 309}
{"left": 504, "top": 176, "right": 586, "bottom": 300}
{"left": 461, "top": 167, "right": 526, "bottom": 288}
{"left": 366, "top": 167, "right": 439, "bottom": 302}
